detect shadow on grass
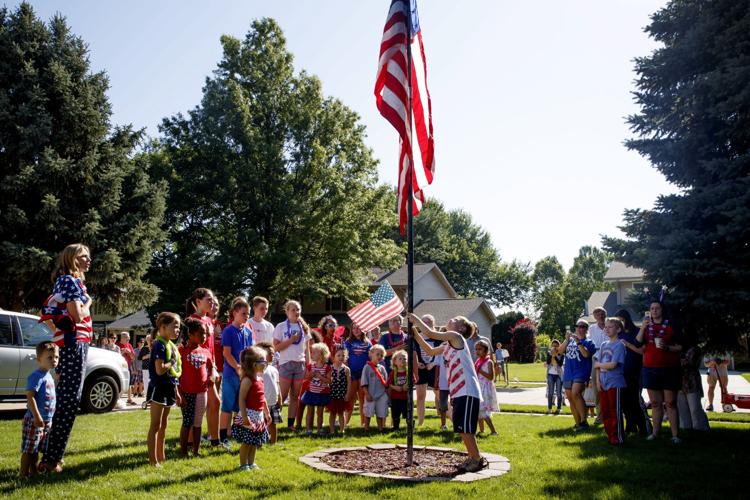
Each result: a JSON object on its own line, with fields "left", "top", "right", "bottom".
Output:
{"left": 125, "top": 468, "right": 238, "bottom": 493}
{"left": 536, "top": 425, "right": 750, "bottom": 498}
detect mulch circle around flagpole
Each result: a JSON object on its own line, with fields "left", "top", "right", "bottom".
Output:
{"left": 299, "top": 444, "right": 510, "bottom": 482}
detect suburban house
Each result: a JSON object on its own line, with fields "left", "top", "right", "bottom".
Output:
{"left": 583, "top": 261, "right": 645, "bottom": 322}
{"left": 300, "top": 263, "right": 496, "bottom": 335}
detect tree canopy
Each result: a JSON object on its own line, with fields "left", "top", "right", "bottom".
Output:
{"left": 0, "top": 3, "right": 166, "bottom": 314}
{"left": 390, "top": 198, "right": 531, "bottom": 308}
{"left": 531, "top": 247, "right": 611, "bottom": 334}
{"left": 603, "top": 0, "right": 750, "bottom": 347}
{"left": 147, "top": 18, "right": 402, "bottom": 314}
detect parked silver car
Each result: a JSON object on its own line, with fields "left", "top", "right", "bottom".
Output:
{"left": 0, "top": 310, "right": 130, "bottom": 413}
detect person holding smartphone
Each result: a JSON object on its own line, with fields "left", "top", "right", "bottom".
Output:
{"left": 560, "top": 319, "right": 597, "bottom": 431}
{"left": 637, "top": 301, "right": 682, "bottom": 444}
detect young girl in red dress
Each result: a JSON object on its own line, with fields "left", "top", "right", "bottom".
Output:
{"left": 232, "top": 347, "right": 270, "bottom": 470}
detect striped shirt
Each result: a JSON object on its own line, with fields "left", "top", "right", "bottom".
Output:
{"left": 49, "top": 275, "right": 93, "bottom": 346}
{"left": 443, "top": 336, "right": 481, "bottom": 399}
{"left": 307, "top": 363, "right": 331, "bottom": 394}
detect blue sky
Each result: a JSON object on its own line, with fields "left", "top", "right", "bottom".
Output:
{"left": 17, "top": 0, "right": 675, "bottom": 270}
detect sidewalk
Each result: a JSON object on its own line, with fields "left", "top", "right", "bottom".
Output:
{"left": 486, "top": 371, "right": 750, "bottom": 413}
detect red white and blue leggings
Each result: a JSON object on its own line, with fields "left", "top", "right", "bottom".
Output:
{"left": 43, "top": 342, "right": 89, "bottom": 465}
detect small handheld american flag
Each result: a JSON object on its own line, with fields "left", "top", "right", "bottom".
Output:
{"left": 347, "top": 281, "right": 404, "bottom": 333}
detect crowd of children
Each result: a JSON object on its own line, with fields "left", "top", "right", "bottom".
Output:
{"left": 21, "top": 282, "right": 502, "bottom": 475}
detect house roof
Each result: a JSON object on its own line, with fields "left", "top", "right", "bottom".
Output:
{"left": 413, "top": 298, "right": 495, "bottom": 328}
{"left": 107, "top": 309, "right": 152, "bottom": 330}
{"left": 604, "top": 261, "right": 645, "bottom": 282}
{"left": 581, "top": 291, "right": 618, "bottom": 322}
{"left": 374, "top": 262, "right": 458, "bottom": 298}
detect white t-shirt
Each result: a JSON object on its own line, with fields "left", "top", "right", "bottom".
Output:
{"left": 273, "top": 320, "right": 310, "bottom": 365}
{"left": 587, "top": 324, "right": 607, "bottom": 360}
{"left": 263, "top": 365, "right": 280, "bottom": 406}
{"left": 249, "top": 318, "right": 275, "bottom": 345}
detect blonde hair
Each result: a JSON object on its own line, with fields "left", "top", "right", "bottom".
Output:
{"left": 284, "top": 300, "right": 310, "bottom": 334}
{"left": 230, "top": 296, "right": 250, "bottom": 319}
{"left": 52, "top": 243, "right": 90, "bottom": 281}
{"left": 240, "top": 346, "right": 265, "bottom": 376}
{"left": 606, "top": 317, "right": 624, "bottom": 332}
{"left": 391, "top": 349, "right": 408, "bottom": 367}
{"left": 370, "top": 344, "right": 386, "bottom": 358}
{"left": 311, "top": 342, "right": 330, "bottom": 362}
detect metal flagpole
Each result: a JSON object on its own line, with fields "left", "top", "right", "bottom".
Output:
{"left": 405, "top": 0, "right": 415, "bottom": 467}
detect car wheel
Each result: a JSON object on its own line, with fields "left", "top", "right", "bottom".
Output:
{"left": 83, "top": 374, "right": 118, "bottom": 413}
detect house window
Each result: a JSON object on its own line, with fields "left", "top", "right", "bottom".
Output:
{"left": 326, "top": 297, "right": 348, "bottom": 312}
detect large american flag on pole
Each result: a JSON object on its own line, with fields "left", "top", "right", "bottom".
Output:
{"left": 375, "top": 0, "right": 435, "bottom": 235}
{"left": 347, "top": 281, "right": 404, "bottom": 333}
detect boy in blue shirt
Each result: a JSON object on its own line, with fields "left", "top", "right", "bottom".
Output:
{"left": 561, "top": 319, "right": 596, "bottom": 431}
{"left": 596, "top": 318, "right": 627, "bottom": 445}
{"left": 219, "top": 298, "right": 254, "bottom": 447}
{"left": 20, "top": 341, "right": 59, "bottom": 477}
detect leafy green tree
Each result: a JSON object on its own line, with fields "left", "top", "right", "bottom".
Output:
{"left": 393, "top": 198, "right": 531, "bottom": 308}
{"left": 148, "top": 18, "right": 401, "bottom": 313}
{"left": 0, "top": 3, "right": 166, "bottom": 314}
{"left": 603, "top": 0, "right": 750, "bottom": 347}
{"left": 531, "top": 248, "right": 611, "bottom": 334}
{"left": 531, "top": 256, "right": 568, "bottom": 334}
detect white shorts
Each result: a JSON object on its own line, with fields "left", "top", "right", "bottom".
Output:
{"left": 364, "top": 394, "right": 389, "bottom": 418}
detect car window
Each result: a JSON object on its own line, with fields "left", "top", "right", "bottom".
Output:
{"left": 0, "top": 314, "right": 13, "bottom": 345}
{"left": 17, "top": 317, "right": 53, "bottom": 347}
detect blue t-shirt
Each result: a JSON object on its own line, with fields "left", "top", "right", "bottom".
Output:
{"left": 618, "top": 329, "right": 643, "bottom": 376}
{"left": 598, "top": 339, "right": 627, "bottom": 390}
{"left": 345, "top": 339, "right": 371, "bottom": 376}
{"left": 149, "top": 338, "right": 179, "bottom": 386}
{"left": 379, "top": 332, "right": 407, "bottom": 373}
{"left": 221, "top": 324, "right": 253, "bottom": 381}
{"left": 563, "top": 338, "right": 596, "bottom": 382}
{"left": 26, "top": 369, "right": 56, "bottom": 421}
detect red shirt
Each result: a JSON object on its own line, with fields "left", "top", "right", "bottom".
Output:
{"left": 322, "top": 334, "right": 337, "bottom": 361}
{"left": 213, "top": 320, "right": 225, "bottom": 372}
{"left": 388, "top": 369, "right": 411, "bottom": 400}
{"left": 245, "top": 375, "right": 266, "bottom": 411}
{"left": 643, "top": 322, "right": 680, "bottom": 368}
{"left": 179, "top": 344, "right": 213, "bottom": 393}
{"left": 116, "top": 342, "right": 135, "bottom": 366}
{"left": 190, "top": 313, "right": 216, "bottom": 359}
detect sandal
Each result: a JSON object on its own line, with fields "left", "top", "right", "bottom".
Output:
{"left": 38, "top": 461, "right": 63, "bottom": 473}
{"left": 463, "top": 457, "right": 489, "bottom": 473}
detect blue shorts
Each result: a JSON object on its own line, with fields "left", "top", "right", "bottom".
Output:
{"left": 563, "top": 378, "right": 589, "bottom": 390}
{"left": 642, "top": 366, "right": 680, "bottom": 392}
{"left": 221, "top": 375, "right": 241, "bottom": 413}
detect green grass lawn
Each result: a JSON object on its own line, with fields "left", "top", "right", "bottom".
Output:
{"left": 742, "top": 373, "right": 750, "bottom": 384}
{"left": 503, "top": 362, "right": 546, "bottom": 382}
{"left": 2, "top": 408, "right": 749, "bottom": 498}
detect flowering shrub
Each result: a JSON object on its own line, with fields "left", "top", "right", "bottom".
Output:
{"left": 510, "top": 318, "right": 537, "bottom": 363}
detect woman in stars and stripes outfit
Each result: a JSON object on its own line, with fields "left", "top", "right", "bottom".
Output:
{"left": 39, "top": 244, "right": 94, "bottom": 473}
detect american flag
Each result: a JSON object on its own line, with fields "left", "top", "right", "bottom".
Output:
{"left": 375, "top": 0, "right": 435, "bottom": 234}
{"left": 347, "top": 281, "right": 404, "bottom": 333}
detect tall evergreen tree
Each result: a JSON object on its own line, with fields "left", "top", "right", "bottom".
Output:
{"left": 603, "top": 0, "right": 750, "bottom": 347}
{"left": 0, "top": 4, "right": 167, "bottom": 314}
{"left": 148, "top": 19, "right": 402, "bottom": 313}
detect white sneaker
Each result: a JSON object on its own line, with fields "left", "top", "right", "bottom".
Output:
{"left": 646, "top": 434, "right": 657, "bottom": 441}
{"left": 671, "top": 437, "right": 682, "bottom": 445}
